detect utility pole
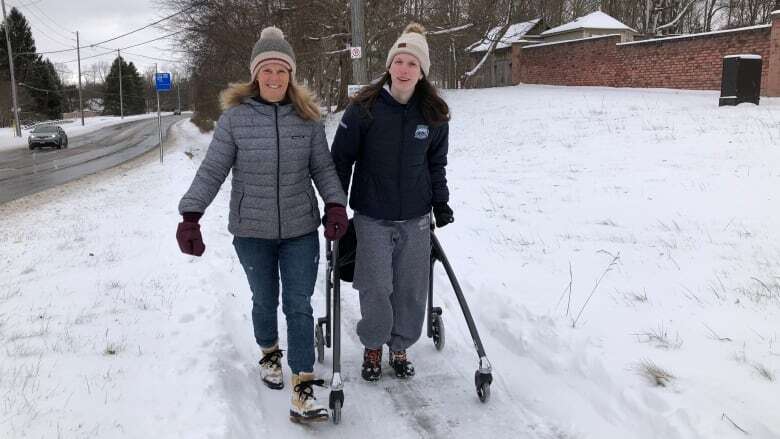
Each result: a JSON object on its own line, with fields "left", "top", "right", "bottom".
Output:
{"left": 1, "top": 0, "right": 21, "bottom": 137}
{"left": 176, "top": 72, "right": 181, "bottom": 113}
{"left": 350, "top": 0, "right": 367, "bottom": 84}
{"left": 76, "top": 31, "right": 84, "bottom": 125}
{"left": 118, "top": 49, "right": 123, "bottom": 119}
{"left": 155, "top": 63, "right": 163, "bottom": 163}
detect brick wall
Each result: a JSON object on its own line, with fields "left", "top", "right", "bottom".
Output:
{"left": 767, "top": 11, "right": 780, "bottom": 96}
{"left": 513, "top": 18, "right": 779, "bottom": 96}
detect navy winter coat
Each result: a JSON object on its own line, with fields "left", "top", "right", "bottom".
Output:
{"left": 331, "top": 88, "right": 449, "bottom": 221}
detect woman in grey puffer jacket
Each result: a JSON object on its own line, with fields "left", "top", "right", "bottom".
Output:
{"left": 175, "top": 26, "right": 347, "bottom": 424}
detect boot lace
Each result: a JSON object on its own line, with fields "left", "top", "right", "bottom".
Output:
{"left": 293, "top": 379, "right": 325, "bottom": 402}
{"left": 390, "top": 350, "right": 407, "bottom": 365}
{"left": 259, "top": 349, "right": 283, "bottom": 368}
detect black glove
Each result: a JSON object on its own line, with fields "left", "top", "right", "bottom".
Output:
{"left": 432, "top": 203, "right": 454, "bottom": 228}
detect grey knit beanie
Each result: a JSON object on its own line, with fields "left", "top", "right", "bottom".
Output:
{"left": 249, "top": 26, "right": 296, "bottom": 79}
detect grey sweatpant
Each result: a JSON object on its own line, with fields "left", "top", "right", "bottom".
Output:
{"left": 352, "top": 212, "right": 431, "bottom": 352}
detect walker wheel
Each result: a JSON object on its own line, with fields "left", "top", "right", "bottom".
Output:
{"left": 329, "top": 390, "right": 344, "bottom": 424}
{"left": 475, "top": 371, "right": 493, "bottom": 403}
{"left": 431, "top": 314, "right": 445, "bottom": 351}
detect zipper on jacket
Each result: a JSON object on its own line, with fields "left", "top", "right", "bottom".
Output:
{"left": 399, "top": 108, "right": 407, "bottom": 219}
{"left": 274, "top": 104, "right": 281, "bottom": 238}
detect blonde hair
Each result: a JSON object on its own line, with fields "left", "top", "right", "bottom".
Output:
{"left": 219, "top": 77, "right": 321, "bottom": 121}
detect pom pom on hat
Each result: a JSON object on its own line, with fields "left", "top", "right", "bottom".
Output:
{"left": 403, "top": 23, "right": 426, "bottom": 34}
{"left": 260, "top": 26, "right": 285, "bottom": 40}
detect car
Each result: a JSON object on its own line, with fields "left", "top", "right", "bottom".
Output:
{"left": 28, "top": 125, "right": 68, "bottom": 150}
{"left": 173, "top": 109, "right": 182, "bottom": 115}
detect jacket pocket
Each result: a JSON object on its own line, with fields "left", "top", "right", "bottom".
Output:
{"left": 304, "top": 191, "right": 317, "bottom": 219}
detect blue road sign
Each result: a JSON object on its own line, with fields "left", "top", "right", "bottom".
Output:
{"left": 155, "top": 73, "right": 172, "bottom": 92}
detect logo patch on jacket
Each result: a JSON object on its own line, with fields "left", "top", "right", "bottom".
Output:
{"left": 414, "top": 125, "right": 429, "bottom": 140}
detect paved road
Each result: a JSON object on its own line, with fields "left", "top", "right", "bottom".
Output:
{"left": 0, "top": 115, "right": 186, "bottom": 204}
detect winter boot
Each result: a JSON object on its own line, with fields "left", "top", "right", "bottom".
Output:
{"left": 258, "top": 344, "right": 284, "bottom": 389}
{"left": 361, "top": 347, "right": 382, "bottom": 381}
{"left": 389, "top": 350, "right": 415, "bottom": 379}
{"left": 289, "top": 372, "right": 329, "bottom": 423}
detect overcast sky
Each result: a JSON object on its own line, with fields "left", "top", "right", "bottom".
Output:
{"left": 6, "top": 0, "right": 186, "bottom": 84}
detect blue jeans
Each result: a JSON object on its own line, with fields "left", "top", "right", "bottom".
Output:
{"left": 233, "top": 231, "right": 319, "bottom": 374}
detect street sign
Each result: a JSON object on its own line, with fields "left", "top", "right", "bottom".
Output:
{"left": 350, "top": 46, "right": 362, "bottom": 59}
{"left": 155, "top": 72, "right": 172, "bottom": 92}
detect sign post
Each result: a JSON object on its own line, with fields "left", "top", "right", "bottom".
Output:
{"left": 350, "top": 46, "right": 362, "bottom": 60}
{"left": 155, "top": 69, "right": 171, "bottom": 163}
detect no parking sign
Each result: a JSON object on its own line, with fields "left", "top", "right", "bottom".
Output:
{"left": 350, "top": 46, "right": 362, "bottom": 59}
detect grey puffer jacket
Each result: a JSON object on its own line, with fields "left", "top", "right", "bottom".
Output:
{"left": 178, "top": 98, "right": 347, "bottom": 239}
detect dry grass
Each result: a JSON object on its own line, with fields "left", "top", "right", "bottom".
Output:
{"left": 752, "top": 363, "right": 774, "bottom": 382}
{"left": 634, "top": 324, "right": 683, "bottom": 350}
{"left": 636, "top": 359, "right": 675, "bottom": 387}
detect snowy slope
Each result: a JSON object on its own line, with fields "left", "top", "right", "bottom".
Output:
{"left": 0, "top": 85, "right": 778, "bottom": 439}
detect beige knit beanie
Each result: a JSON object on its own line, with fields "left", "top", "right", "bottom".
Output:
{"left": 385, "top": 23, "right": 430, "bottom": 77}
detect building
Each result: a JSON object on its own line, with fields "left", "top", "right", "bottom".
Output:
{"left": 540, "top": 11, "right": 637, "bottom": 44}
{"left": 465, "top": 19, "right": 547, "bottom": 88}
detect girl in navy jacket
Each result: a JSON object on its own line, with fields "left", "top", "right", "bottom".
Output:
{"left": 331, "top": 23, "right": 454, "bottom": 381}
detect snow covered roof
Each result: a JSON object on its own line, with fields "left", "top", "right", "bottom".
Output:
{"left": 541, "top": 11, "right": 636, "bottom": 37}
{"left": 467, "top": 19, "right": 542, "bottom": 53}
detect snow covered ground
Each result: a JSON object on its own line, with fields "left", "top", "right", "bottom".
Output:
{"left": 0, "top": 112, "right": 178, "bottom": 152}
{"left": 1, "top": 85, "right": 778, "bottom": 439}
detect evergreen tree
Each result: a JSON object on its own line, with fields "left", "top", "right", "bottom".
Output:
{"left": 0, "top": 8, "right": 62, "bottom": 119}
{"left": 29, "top": 60, "right": 63, "bottom": 119}
{"left": 0, "top": 7, "right": 38, "bottom": 83}
{"left": 104, "top": 57, "right": 145, "bottom": 115}
{"left": 103, "top": 56, "right": 126, "bottom": 115}
{"left": 124, "top": 61, "right": 146, "bottom": 115}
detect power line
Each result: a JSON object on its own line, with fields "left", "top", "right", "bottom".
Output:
{"left": 10, "top": 0, "right": 42, "bottom": 7}
{"left": 13, "top": 4, "right": 195, "bottom": 56}
{"left": 23, "top": 16, "right": 73, "bottom": 49}
{"left": 28, "top": 2, "right": 76, "bottom": 40}
{"left": 12, "top": 57, "right": 70, "bottom": 73}
{"left": 14, "top": 1, "right": 76, "bottom": 44}
{"left": 89, "top": 43, "right": 184, "bottom": 63}
{"left": 19, "top": 81, "right": 154, "bottom": 100}
{"left": 61, "top": 48, "right": 114, "bottom": 63}
{"left": 18, "top": 80, "right": 63, "bottom": 94}
{"left": 15, "top": 46, "right": 74, "bottom": 55}
{"left": 83, "top": 4, "right": 198, "bottom": 48}
{"left": 116, "top": 29, "right": 185, "bottom": 51}
{"left": 56, "top": 30, "right": 185, "bottom": 64}
{"left": 122, "top": 50, "right": 185, "bottom": 64}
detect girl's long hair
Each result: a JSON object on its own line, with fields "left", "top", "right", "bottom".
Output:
{"left": 219, "top": 77, "right": 321, "bottom": 121}
{"left": 350, "top": 72, "right": 450, "bottom": 126}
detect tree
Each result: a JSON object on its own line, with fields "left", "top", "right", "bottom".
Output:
{"left": 0, "top": 7, "right": 37, "bottom": 83}
{"left": 164, "top": 0, "right": 780, "bottom": 129}
{"left": 24, "top": 59, "right": 64, "bottom": 119}
{"left": 0, "top": 7, "right": 64, "bottom": 121}
{"left": 103, "top": 57, "right": 146, "bottom": 115}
